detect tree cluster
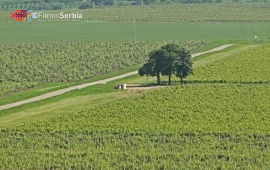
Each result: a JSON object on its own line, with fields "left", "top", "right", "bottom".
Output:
{"left": 139, "top": 44, "right": 193, "bottom": 85}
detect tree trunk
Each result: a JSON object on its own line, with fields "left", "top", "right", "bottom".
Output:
{"left": 180, "top": 76, "right": 183, "bottom": 84}
{"left": 157, "top": 72, "right": 161, "bottom": 85}
{"left": 168, "top": 73, "right": 171, "bottom": 85}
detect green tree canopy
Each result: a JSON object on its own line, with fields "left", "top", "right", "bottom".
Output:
{"left": 139, "top": 43, "right": 193, "bottom": 85}
{"left": 139, "top": 49, "right": 166, "bottom": 85}
{"left": 175, "top": 47, "right": 193, "bottom": 84}
{"left": 161, "top": 44, "right": 182, "bottom": 85}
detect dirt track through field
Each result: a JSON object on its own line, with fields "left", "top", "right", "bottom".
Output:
{"left": 0, "top": 44, "right": 234, "bottom": 111}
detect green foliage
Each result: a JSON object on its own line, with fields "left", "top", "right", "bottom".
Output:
{"left": 174, "top": 47, "right": 193, "bottom": 84}
{"left": 77, "top": 3, "right": 270, "bottom": 22}
{"left": 161, "top": 44, "right": 179, "bottom": 83}
{"left": 0, "top": 41, "right": 270, "bottom": 169}
{"left": 103, "top": 0, "right": 115, "bottom": 5}
{"left": 187, "top": 44, "right": 270, "bottom": 83}
{"left": 0, "top": 84, "right": 269, "bottom": 168}
{"left": 138, "top": 62, "right": 155, "bottom": 77}
{"left": 139, "top": 49, "right": 166, "bottom": 84}
{"left": 1, "top": 3, "right": 270, "bottom": 22}
{"left": 51, "top": 3, "right": 64, "bottom": 10}
{"left": 0, "top": 40, "right": 209, "bottom": 96}
{"left": 139, "top": 43, "right": 193, "bottom": 84}
{"left": 79, "top": 2, "right": 92, "bottom": 9}
{"left": 0, "top": 0, "right": 228, "bottom": 11}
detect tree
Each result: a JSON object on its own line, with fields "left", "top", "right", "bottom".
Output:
{"left": 175, "top": 48, "right": 193, "bottom": 84}
{"left": 52, "top": 3, "right": 64, "bottom": 10}
{"left": 42, "top": 3, "right": 51, "bottom": 10}
{"left": 161, "top": 44, "right": 181, "bottom": 85}
{"left": 134, "top": 0, "right": 143, "bottom": 5}
{"left": 138, "top": 62, "right": 154, "bottom": 82}
{"left": 143, "top": 0, "right": 157, "bottom": 5}
{"left": 103, "top": 0, "right": 115, "bottom": 5}
{"left": 138, "top": 49, "right": 166, "bottom": 85}
{"left": 92, "top": 0, "right": 103, "bottom": 5}
{"left": 79, "top": 2, "right": 92, "bottom": 9}
{"left": 139, "top": 44, "right": 193, "bottom": 85}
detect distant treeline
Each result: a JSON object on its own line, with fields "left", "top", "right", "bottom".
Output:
{"left": 0, "top": 0, "right": 268, "bottom": 10}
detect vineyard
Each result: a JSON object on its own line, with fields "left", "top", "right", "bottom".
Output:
{"left": 0, "top": 84, "right": 269, "bottom": 168}
{"left": 0, "top": 40, "right": 209, "bottom": 96}
{"left": 0, "top": 43, "right": 270, "bottom": 168}
{"left": 187, "top": 44, "right": 270, "bottom": 83}
{"left": 1, "top": 3, "right": 270, "bottom": 23}
{"left": 1, "top": 2, "right": 270, "bottom": 168}
{"left": 76, "top": 3, "right": 270, "bottom": 22}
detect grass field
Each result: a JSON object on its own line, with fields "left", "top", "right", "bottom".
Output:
{"left": 0, "top": 21, "right": 269, "bottom": 42}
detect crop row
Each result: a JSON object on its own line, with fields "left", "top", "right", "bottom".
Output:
{"left": 1, "top": 3, "right": 270, "bottom": 23}
{"left": 0, "top": 40, "right": 209, "bottom": 96}
{"left": 77, "top": 3, "right": 270, "bottom": 22}
{"left": 187, "top": 44, "right": 270, "bottom": 83}
{"left": 0, "top": 84, "right": 269, "bottom": 168}
{"left": 0, "top": 132, "right": 269, "bottom": 169}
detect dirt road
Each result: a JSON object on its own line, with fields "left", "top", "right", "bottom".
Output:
{"left": 0, "top": 44, "right": 234, "bottom": 111}
{"left": 191, "top": 44, "right": 234, "bottom": 58}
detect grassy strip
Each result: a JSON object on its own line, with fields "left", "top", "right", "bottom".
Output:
{"left": 1, "top": 21, "right": 270, "bottom": 42}
{"left": 0, "top": 74, "right": 157, "bottom": 127}
{"left": 0, "top": 64, "right": 141, "bottom": 106}
{"left": 192, "top": 43, "right": 244, "bottom": 63}
{"left": 0, "top": 74, "right": 157, "bottom": 116}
